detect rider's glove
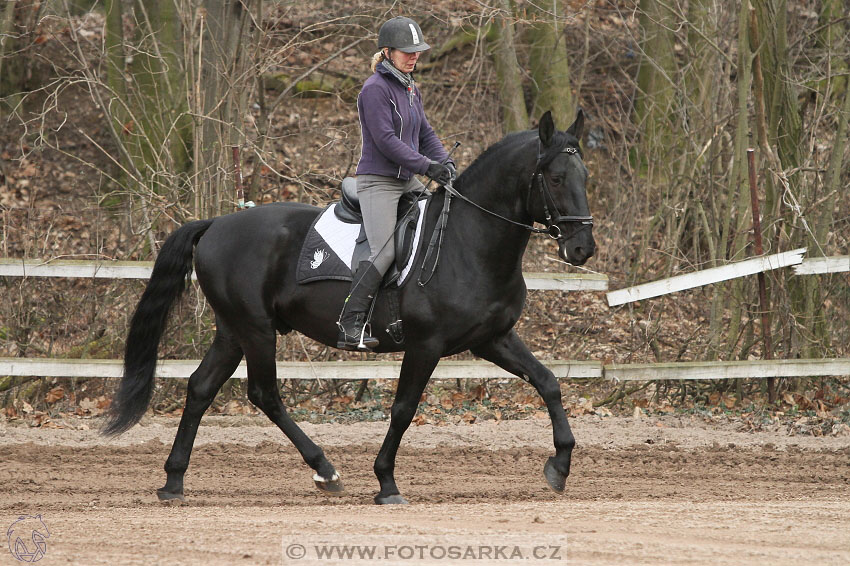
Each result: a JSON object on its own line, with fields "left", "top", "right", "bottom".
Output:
{"left": 426, "top": 160, "right": 452, "bottom": 186}
{"left": 445, "top": 161, "right": 457, "bottom": 181}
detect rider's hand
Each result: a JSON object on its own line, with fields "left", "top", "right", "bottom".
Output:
{"left": 426, "top": 160, "right": 452, "bottom": 186}
{"left": 446, "top": 161, "right": 457, "bottom": 181}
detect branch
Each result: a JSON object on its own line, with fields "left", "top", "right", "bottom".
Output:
{"left": 267, "top": 36, "right": 366, "bottom": 114}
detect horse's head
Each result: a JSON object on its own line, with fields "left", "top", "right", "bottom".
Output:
{"left": 533, "top": 110, "right": 595, "bottom": 266}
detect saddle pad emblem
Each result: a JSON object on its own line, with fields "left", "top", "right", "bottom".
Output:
{"left": 310, "top": 248, "right": 330, "bottom": 270}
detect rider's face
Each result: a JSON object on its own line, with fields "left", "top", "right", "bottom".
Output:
{"left": 385, "top": 49, "right": 420, "bottom": 73}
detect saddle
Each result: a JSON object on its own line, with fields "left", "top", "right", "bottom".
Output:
{"left": 333, "top": 177, "right": 428, "bottom": 286}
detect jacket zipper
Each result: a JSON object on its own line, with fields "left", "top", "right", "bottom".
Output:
{"left": 389, "top": 99, "right": 404, "bottom": 179}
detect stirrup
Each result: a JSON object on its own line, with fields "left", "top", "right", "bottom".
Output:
{"left": 355, "top": 320, "right": 378, "bottom": 350}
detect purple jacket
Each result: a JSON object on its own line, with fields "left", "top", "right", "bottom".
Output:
{"left": 355, "top": 65, "right": 448, "bottom": 180}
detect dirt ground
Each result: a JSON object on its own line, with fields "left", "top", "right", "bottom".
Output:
{"left": 1, "top": 414, "right": 848, "bottom": 566}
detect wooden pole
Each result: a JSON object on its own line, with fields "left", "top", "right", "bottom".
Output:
{"left": 747, "top": 148, "right": 776, "bottom": 403}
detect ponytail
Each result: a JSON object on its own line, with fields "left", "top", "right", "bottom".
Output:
{"left": 370, "top": 50, "right": 386, "bottom": 73}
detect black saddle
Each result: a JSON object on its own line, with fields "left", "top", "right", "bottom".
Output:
{"left": 334, "top": 177, "right": 429, "bottom": 286}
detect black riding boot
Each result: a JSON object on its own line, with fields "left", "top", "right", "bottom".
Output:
{"left": 337, "top": 261, "right": 382, "bottom": 351}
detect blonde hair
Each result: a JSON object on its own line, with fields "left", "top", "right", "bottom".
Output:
{"left": 370, "top": 50, "right": 386, "bottom": 73}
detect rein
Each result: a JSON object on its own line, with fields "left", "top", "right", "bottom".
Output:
{"left": 441, "top": 145, "right": 594, "bottom": 240}
{"left": 417, "top": 142, "right": 593, "bottom": 287}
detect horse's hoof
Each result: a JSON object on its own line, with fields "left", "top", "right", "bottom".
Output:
{"left": 543, "top": 457, "right": 567, "bottom": 494}
{"left": 156, "top": 489, "right": 186, "bottom": 504}
{"left": 374, "top": 494, "right": 408, "bottom": 505}
{"left": 313, "top": 473, "right": 344, "bottom": 496}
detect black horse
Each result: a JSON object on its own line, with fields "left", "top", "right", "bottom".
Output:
{"left": 103, "top": 110, "right": 595, "bottom": 504}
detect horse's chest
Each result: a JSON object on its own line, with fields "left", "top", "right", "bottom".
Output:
{"left": 450, "top": 289, "right": 523, "bottom": 333}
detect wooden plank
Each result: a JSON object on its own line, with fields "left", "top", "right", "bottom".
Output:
{"left": 0, "top": 357, "right": 602, "bottom": 380}
{"left": 0, "top": 259, "right": 606, "bottom": 291}
{"left": 524, "top": 272, "right": 608, "bottom": 291}
{"left": 605, "top": 358, "right": 850, "bottom": 381}
{"left": 793, "top": 255, "right": 849, "bottom": 275}
{"left": 606, "top": 248, "right": 807, "bottom": 307}
{"left": 2, "top": 357, "right": 846, "bottom": 381}
{"left": 0, "top": 259, "right": 158, "bottom": 279}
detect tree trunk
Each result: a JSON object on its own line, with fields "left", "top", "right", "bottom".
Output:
{"left": 488, "top": 0, "right": 528, "bottom": 133}
{"left": 103, "top": 0, "right": 129, "bottom": 156}
{"left": 816, "top": 0, "right": 847, "bottom": 101}
{"left": 526, "top": 0, "right": 573, "bottom": 128}
{"left": 719, "top": 0, "right": 755, "bottom": 361}
{"left": 191, "top": 0, "right": 256, "bottom": 217}
{"left": 684, "top": 0, "right": 721, "bottom": 136}
{"left": 628, "top": 0, "right": 681, "bottom": 282}
{"left": 752, "top": 0, "right": 828, "bottom": 358}
{"left": 634, "top": 0, "right": 678, "bottom": 164}
{"left": 128, "top": 0, "right": 190, "bottom": 192}
{"left": 95, "top": 0, "right": 256, "bottom": 220}
{"left": 0, "top": 0, "right": 44, "bottom": 111}
{"left": 751, "top": 0, "right": 802, "bottom": 174}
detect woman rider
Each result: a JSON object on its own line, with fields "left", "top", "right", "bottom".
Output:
{"left": 337, "top": 16, "right": 455, "bottom": 351}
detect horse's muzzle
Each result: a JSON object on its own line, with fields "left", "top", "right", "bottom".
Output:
{"left": 558, "top": 230, "right": 595, "bottom": 266}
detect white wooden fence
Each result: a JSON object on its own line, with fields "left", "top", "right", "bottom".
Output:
{"left": 792, "top": 255, "right": 850, "bottom": 275}
{"left": 606, "top": 249, "right": 849, "bottom": 307}
{"left": 1, "top": 357, "right": 847, "bottom": 381}
{"left": 0, "top": 258, "right": 609, "bottom": 291}
{"left": 2, "top": 254, "right": 848, "bottom": 382}
{"left": 606, "top": 248, "right": 807, "bottom": 307}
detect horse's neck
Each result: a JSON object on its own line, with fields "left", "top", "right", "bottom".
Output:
{"left": 445, "top": 156, "right": 534, "bottom": 277}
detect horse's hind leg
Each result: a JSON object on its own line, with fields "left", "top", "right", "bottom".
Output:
{"left": 158, "top": 322, "right": 243, "bottom": 502}
{"left": 241, "top": 328, "right": 343, "bottom": 495}
{"left": 472, "top": 329, "right": 575, "bottom": 494}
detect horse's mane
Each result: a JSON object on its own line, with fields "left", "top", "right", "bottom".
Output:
{"left": 455, "top": 128, "right": 577, "bottom": 189}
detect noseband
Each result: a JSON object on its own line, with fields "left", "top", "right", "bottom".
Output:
{"left": 532, "top": 145, "right": 594, "bottom": 240}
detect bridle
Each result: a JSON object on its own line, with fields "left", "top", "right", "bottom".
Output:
{"left": 532, "top": 145, "right": 594, "bottom": 240}
{"left": 441, "top": 143, "right": 594, "bottom": 241}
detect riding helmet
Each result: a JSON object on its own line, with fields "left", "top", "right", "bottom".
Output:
{"left": 378, "top": 16, "right": 430, "bottom": 53}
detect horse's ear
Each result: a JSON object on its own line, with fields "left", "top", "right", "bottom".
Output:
{"left": 538, "top": 111, "right": 555, "bottom": 146}
{"left": 567, "top": 108, "right": 585, "bottom": 141}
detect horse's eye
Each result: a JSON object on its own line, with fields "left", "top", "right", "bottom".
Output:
{"left": 550, "top": 175, "right": 564, "bottom": 186}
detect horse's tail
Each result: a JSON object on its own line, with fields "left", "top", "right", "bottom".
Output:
{"left": 102, "top": 219, "right": 213, "bottom": 436}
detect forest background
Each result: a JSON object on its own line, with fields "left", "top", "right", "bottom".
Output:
{"left": 0, "top": 0, "right": 847, "bottom": 429}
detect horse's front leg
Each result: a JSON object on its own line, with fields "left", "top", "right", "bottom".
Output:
{"left": 373, "top": 347, "right": 440, "bottom": 504}
{"left": 472, "top": 329, "right": 575, "bottom": 493}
